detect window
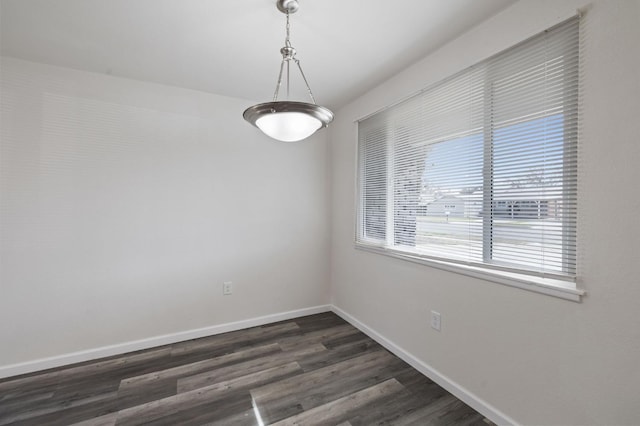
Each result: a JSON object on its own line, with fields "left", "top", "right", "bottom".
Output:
{"left": 356, "top": 18, "right": 581, "bottom": 296}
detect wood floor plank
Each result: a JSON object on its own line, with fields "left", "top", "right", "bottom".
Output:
{"left": 277, "top": 324, "right": 361, "bottom": 352}
{"left": 115, "top": 376, "right": 177, "bottom": 414}
{"left": 0, "top": 391, "right": 118, "bottom": 426}
{"left": 297, "top": 337, "right": 381, "bottom": 371}
{"left": 394, "top": 366, "right": 450, "bottom": 400}
{"left": 119, "top": 342, "right": 281, "bottom": 391}
{"left": 170, "top": 323, "right": 299, "bottom": 358}
{"left": 115, "top": 362, "right": 302, "bottom": 426}
{"left": 250, "top": 349, "right": 408, "bottom": 424}
{"left": 289, "top": 312, "right": 348, "bottom": 333}
{"left": 269, "top": 379, "right": 405, "bottom": 426}
{"left": 176, "top": 343, "right": 325, "bottom": 393}
{"left": 142, "top": 393, "right": 255, "bottom": 426}
{"left": 400, "top": 398, "right": 486, "bottom": 426}
{"left": 321, "top": 330, "right": 372, "bottom": 350}
{"left": 250, "top": 349, "right": 393, "bottom": 404}
{"left": 0, "top": 391, "right": 54, "bottom": 418}
{"left": 202, "top": 408, "right": 259, "bottom": 426}
{"left": 391, "top": 394, "right": 464, "bottom": 426}
{"left": 431, "top": 399, "right": 488, "bottom": 426}
{"left": 0, "top": 348, "right": 172, "bottom": 397}
{"left": 8, "top": 381, "right": 122, "bottom": 425}
{"left": 144, "top": 395, "right": 256, "bottom": 426}
{"left": 69, "top": 412, "right": 118, "bottom": 426}
{"left": 346, "top": 387, "right": 454, "bottom": 426}
{"left": 295, "top": 354, "right": 410, "bottom": 413}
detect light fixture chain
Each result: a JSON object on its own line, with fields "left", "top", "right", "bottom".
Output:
{"left": 295, "top": 59, "right": 317, "bottom": 105}
{"left": 272, "top": 58, "right": 286, "bottom": 101}
{"left": 286, "top": 59, "right": 290, "bottom": 99}
{"left": 285, "top": 11, "right": 291, "bottom": 47}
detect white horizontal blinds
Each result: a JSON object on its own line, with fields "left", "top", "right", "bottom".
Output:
{"left": 359, "top": 67, "right": 487, "bottom": 261}
{"left": 393, "top": 68, "right": 486, "bottom": 261}
{"left": 358, "top": 124, "right": 388, "bottom": 242}
{"left": 357, "top": 17, "right": 579, "bottom": 281}
{"left": 488, "top": 18, "right": 579, "bottom": 276}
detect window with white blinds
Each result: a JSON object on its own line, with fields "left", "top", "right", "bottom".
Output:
{"left": 357, "top": 17, "right": 580, "bottom": 285}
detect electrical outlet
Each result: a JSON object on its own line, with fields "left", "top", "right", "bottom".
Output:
{"left": 430, "top": 311, "right": 441, "bottom": 331}
{"left": 223, "top": 281, "right": 233, "bottom": 295}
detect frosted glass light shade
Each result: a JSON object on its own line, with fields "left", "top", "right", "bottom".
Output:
{"left": 243, "top": 101, "right": 334, "bottom": 142}
{"left": 256, "top": 112, "right": 322, "bottom": 142}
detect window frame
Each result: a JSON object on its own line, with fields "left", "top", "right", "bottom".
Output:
{"left": 354, "top": 17, "right": 584, "bottom": 302}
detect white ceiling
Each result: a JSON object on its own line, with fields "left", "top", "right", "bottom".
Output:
{"left": 0, "top": 0, "right": 516, "bottom": 110}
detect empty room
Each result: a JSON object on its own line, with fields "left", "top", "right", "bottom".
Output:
{"left": 1, "top": 0, "right": 639, "bottom": 424}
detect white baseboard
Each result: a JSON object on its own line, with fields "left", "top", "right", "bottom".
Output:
{"left": 0, "top": 305, "right": 331, "bottom": 379}
{"left": 331, "top": 305, "right": 518, "bottom": 426}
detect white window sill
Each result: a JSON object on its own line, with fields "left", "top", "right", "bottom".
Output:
{"left": 355, "top": 243, "right": 585, "bottom": 302}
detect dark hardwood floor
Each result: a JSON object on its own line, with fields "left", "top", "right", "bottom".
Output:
{"left": 0, "top": 312, "right": 490, "bottom": 425}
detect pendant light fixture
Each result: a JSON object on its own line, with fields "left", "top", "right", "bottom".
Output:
{"left": 243, "top": 0, "right": 334, "bottom": 142}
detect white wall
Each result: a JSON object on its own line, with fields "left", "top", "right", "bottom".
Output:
{"left": 0, "top": 57, "right": 330, "bottom": 369}
{"left": 329, "top": 0, "right": 640, "bottom": 425}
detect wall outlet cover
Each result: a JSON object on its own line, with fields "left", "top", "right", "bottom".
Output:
{"left": 431, "top": 311, "right": 441, "bottom": 331}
